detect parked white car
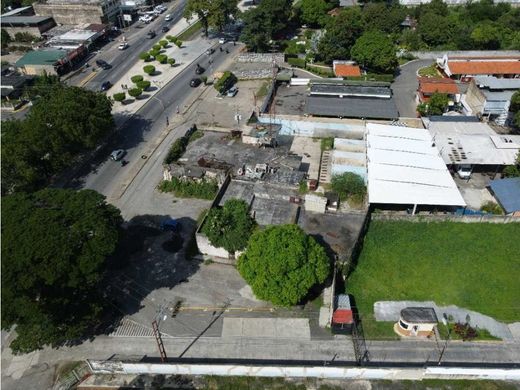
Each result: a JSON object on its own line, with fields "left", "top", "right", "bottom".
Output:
{"left": 118, "top": 42, "right": 128, "bottom": 50}
{"left": 457, "top": 164, "right": 472, "bottom": 179}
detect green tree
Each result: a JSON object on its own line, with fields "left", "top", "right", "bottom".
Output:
{"left": 417, "top": 92, "right": 449, "bottom": 116}
{"left": 139, "top": 52, "right": 151, "bottom": 61}
{"left": 202, "top": 199, "right": 255, "bottom": 253}
{"left": 298, "top": 0, "right": 331, "bottom": 28}
{"left": 237, "top": 225, "right": 330, "bottom": 306}
{"left": 167, "top": 58, "right": 176, "bottom": 66}
{"left": 503, "top": 151, "right": 520, "bottom": 177}
{"left": 317, "top": 8, "right": 364, "bottom": 63}
{"left": 24, "top": 71, "right": 61, "bottom": 100}
{"left": 240, "top": 0, "right": 293, "bottom": 52}
{"left": 417, "top": 12, "right": 452, "bottom": 47}
{"left": 363, "top": 3, "right": 407, "bottom": 35}
{"left": 1, "top": 28, "right": 11, "bottom": 48}
{"left": 159, "top": 39, "right": 168, "bottom": 47}
{"left": 184, "top": 0, "right": 238, "bottom": 37}
{"left": 2, "top": 85, "right": 113, "bottom": 194}
{"left": 156, "top": 54, "right": 168, "bottom": 64}
{"left": 471, "top": 22, "right": 502, "bottom": 49}
{"left": 1, "top": 189, "right": 122, "bottom": 353}
{"left": 330, "top": 172, "right": 366, "bottom": 201}
{"left": 351, "top": 30, "right": 397, "bottom": 74}
{"left": 509, "top": 90, "right": 520, "bottom": 113}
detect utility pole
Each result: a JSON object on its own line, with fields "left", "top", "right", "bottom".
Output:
{"left": 437, "top": 313, "right": 450, "bottom": 365}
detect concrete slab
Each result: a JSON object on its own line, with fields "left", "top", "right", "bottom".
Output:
{"left": 290, "top": 136, "right": 321, "bottom": 181}
{"left": 222, "top": 318, "right": 311, "bottom": 339}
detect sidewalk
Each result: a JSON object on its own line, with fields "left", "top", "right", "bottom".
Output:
{"left": 110, "top": 19, "right": 212, "bottom": 127}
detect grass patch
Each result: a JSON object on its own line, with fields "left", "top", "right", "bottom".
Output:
{"left": 178, "top": 20, "right": 202, "bottom": 41}
{"left": 348, "top": 221, "right": 520, "bottom": 327}
{"left": 256, "top": 81, "right": 270, "bottom": 98}
{"left": 188, "top": 129, "right": 204, "bottom": 143}
{"left": 437, "top": 322, "right": 501, "bottom": 341}
{"left": 158, "top": 178, "right": 218, "bottom": 200}
{"left": 202, "top": 376, "right": 307, "bottom": 389}
{"left": 298, "top": 180, "right": 308, "bottom": 195}
{"left": 320, "top": 137, "right": 334, "bottom": 152}
{"left": 418, "top": 63, "right": 442, "bottom": 78}
{"left": 359, "top": 318, "right": 400, "bottom": 341}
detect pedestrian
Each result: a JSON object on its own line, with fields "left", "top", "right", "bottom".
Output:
{"left": 233, "top": 41, "right": 235, "bottom": 46}
{"left": 225, "top": 48, "right": 229, "bottom": 53}
{"left": 176, "top": 106, "right": 180, "bottom": 114}
{"left": 219, "top": 47, "right": 223, "bottom": 52}
{"left": 166, "top": 116, "right": 169, "bottom": 126}
{"left": 121, "top": 84, "right": 124, "bottom": 90}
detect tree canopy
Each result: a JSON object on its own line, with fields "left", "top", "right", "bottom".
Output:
{"left": 317, "top": 8, "right": 364, "bottom": 63}
{"left": 417, "top": 92, "right": 449, "bottom": 116}
{"left": 237, "top": 225, "right": 330, "bottom": 306}
{"left": 1, "top": 83, "right": 114, "bottom": 194}
{"left": 184, "top": 0, "right": 238, "bottom": 36}
{"left": 1, "top": 189, "right": 122, "bottom": 353}
{"left": 297, "top": 0, "right": 332, "bottom": 28}
{"left": 240, "top": 0, "right": 293, "bottom": 52}
{"left": 330, "top": 172, "right": 366, "bottom": 202}
{"left": 350, "top": 30, "right": 398, "bottom": 74}
{"left": 202, "top": 199, "right": 255, "bottom": 253}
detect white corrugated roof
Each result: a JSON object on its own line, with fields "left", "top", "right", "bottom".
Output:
{"left": 366, "top": 123, "right": 465, "bottom": 207}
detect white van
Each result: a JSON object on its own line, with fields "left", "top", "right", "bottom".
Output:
{"left": 457, "top": 164, "right": 472, "bottom": 179}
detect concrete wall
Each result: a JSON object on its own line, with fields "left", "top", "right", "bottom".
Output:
{"left": 371, "top": 214, "right": 519, "bottom": 223}
{"left": 258, "top": 115, "right": 365, "bottom": 138}
{"left": 195, "top": 232, "right": 234, "bottom": 262}
{"left": 86, "top": 360, "right": 520, "bottom": 380}
{"left": 19, "top": 64, "right": 57, "bottom": 76}
{"left": 237, "top": 53, "right": 285, "bottom": 64}
{"left": 463, "top": 81, "right": 485, "bottom": 115}
{"left": 33, "top": 2, "right": 105, "bottom": 25}
{"left": 410, "top": 50, "right": 520, "bottom": 60}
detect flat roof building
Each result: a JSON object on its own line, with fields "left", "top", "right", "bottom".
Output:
{"left": 33, "top": 0, "right": 121, "bottom": 26}
{"left": 488, "top": 178, "right": 520, "bottom": 216}
{"left": 0, "top": 15, "right": 56, "bottom": 37}
{"left": 366, "top": 123, "right": 465, "bottom": 211}
{"left": 437, "top": 55, "right": 520, "bottom": 80}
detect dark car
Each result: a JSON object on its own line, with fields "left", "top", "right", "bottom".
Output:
{"left": 147, "top": 30, "right": 156, "bottom": 39}
{"left": 100, "top": 81, "right": 112, "bottom": 91}
{"left": 95, "top": 59, "right": 111, "bottom": 70}
{"left": 162, "top": 25, "right": 170, "bottom": 32}
{"left": 195, "top": 65, "right": 205, "bottom": 75}
{"left": 190, "top": 78, "right": 201, "bottom": 87}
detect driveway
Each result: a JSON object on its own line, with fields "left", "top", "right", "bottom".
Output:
{"left": 392, "top": 59, "right": 432, "bottom": 118}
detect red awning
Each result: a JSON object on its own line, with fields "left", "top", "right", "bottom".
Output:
{"left": 333, "top": 309, "right": 353, "bottom": 324}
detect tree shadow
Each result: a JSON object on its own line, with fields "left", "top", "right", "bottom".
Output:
{"left": 62, "top": 214, "right": 201, "bottom": 346}
{"left": 66, "top": 114, "right": 154, "bottom": 189}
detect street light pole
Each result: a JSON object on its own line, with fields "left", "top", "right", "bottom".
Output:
{"left": 438, "top": 313, "right": 450, "bottom": 365}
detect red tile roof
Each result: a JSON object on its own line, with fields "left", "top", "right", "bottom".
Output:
{"left": 334, "top": 64, "right": 361, "bottom": 77}
{"left": 447, "top": 60, "right": 520, "bottom": 76}
{"left": 332, "top": 309, "right": 353, "bottom": 324}
{"left": 418, "top": 77, "right": 459, "bottom": 94}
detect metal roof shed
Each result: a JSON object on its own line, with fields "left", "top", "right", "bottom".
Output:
{"left": 366, "top": 123, "right": 465, "bottom": 212}
{"left": 488, "top": 178, "right": 520, "bottom": 215}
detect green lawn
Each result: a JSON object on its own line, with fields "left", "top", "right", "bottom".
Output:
{"left": 178, "top": 20, "right": 202, "bottom": 41}
{"left": 418, "top": 63, "right": 442, "bottom": 78}
{"left": 348, "top": 221, "right": 520, "bottom": 327}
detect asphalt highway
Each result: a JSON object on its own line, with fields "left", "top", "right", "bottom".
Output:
{"left": 78, "top": 40, "right": 241, "bottom": 198}
{"left": 66, "top": 0, "right": 187, "bottom": 91}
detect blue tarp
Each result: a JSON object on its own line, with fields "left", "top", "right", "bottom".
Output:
{"left": 489, "top": 178, "right": 520, "bottom": 214}
{"left": 160, "top": 218, "right": 180, "bottom": 232}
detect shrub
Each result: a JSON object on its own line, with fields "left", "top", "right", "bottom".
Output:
{"left": 175, "top": 40, "right": 182, "bottom": 48}
{"left": 481, "top": 201, "right": 503, "bottom": 215}
{"left": 287, "top": 57, "right": 306, "bottom": 68}
{"left": 164, "top": 136, "right": 189, "bottom": 164}
{"left": 143, "top": 65, "right": 156, "bottom": 75}
{"left": 331, "top": 172, "right": 366, "bottom": 202}
{"left": 149, "top": 49, "right": 161, "bottom": 58}
{"left": 167, "top": 58, "right": 176, "bottom": 66}
{"left": 14, "top": 32, "right": 37, "bottom": 43}
{"left": 112, "top": 92, "right": 126, "bottom": 102}
{"left": 158, "top": 178, "right": 218, "bottom": 200}
{"left": 298, "top": 180, "right": 308, "bottom": 194}
{"left": 156, "top": 54, "right": 168, "bottom": 64}
{"left": 153, "top": 44, "right": 162, "bottom": 51}
{"left": 139, "top": 52, "right": 151, "bottom": 61}
{"left": 167, "top": 35, "right": 178, "bottom": 43}
{"left": 201, "top": 75, "right": 208, "bottom": 85}
{"left": 130, "top": 75, "right": 144, "bottom": 84}
{"left": 159, "top": 40, "right": 168, "bottom": 47}
{"left": 136, "top": 80, "right": 151, "bottom": 90}
{"left": 128, "top": 87, "right": 143, "bottom": 98}
{"left": 214, "top": 71, "right": 237, "bottom": 94}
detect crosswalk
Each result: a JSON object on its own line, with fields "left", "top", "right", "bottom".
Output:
{"left": 109, "top": 318, "right": 173, "bottom": 338}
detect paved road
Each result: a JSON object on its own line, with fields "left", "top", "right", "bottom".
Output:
{"left": 65, "top": 0, "right": 188, "bottom": 91}
{"left": 392, "top": 59, "right": 432, "bottom": 118}
{"left": 72, "top": 41, "right": 242, "bottom": 202}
